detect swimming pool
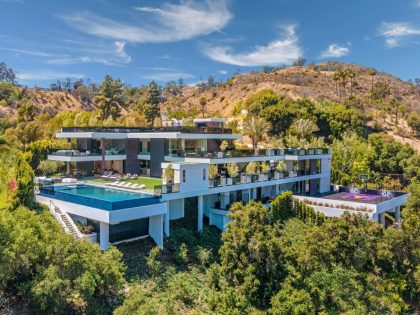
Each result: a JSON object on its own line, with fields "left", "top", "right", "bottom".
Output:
{"left": 39, "top": 184, "right": 160, "bottom": 210}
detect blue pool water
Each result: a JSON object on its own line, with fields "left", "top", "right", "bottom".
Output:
{"left": 55, "top": 185, "right": 151, "bottom": 201}
{"left": 39, "top": 184, "right": 160, "bottom": 211}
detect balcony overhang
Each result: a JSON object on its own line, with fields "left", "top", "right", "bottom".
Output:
{"left": 48, "top": 154, "right": 127, "bottom": 162}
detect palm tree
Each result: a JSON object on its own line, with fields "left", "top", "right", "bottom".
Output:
{"left": 367, "top": 68, "right": 377, "bottom": 93}
{"left": 290, "top": 118, "right": 319, "bottom": 140}
{"left": 242, "top": 116, "right": 270, "bottom": 153}
{"left": 346, "top": 69, "right": 357, "bottom": 98}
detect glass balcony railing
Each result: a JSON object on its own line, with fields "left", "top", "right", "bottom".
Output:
{"left": 49, "top": 149, "right": 126, "bottom": 157}
{"left": 208, "top": 169, "right": 320, "bottom": 189}
{"left": 153, "top": 183, "right": 181, "bottom": 197}
{"left": 167, "top": 148, "right": 330, "bottom": 159}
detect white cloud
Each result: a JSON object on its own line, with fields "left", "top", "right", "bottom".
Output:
{"left": 58, "top": 0, "right": 231, "bottom": 43}
{"left": 201, "top": 24, "right": 302, "bottom": 66}
{"left": 414, "top": 0, "right": 420, "bottom": 7}
{"left": 379, "top": 22, "right": 420, "bottom": 47}
{"left": 2, "top": 40, "right": 132, "bottom": 66}
{"left": 219, "top": 70, "right": 228, "bottom": 75}
{"left": 17, "top": 70, "right": 84, "bottom": 81}
{"left": 319, "top": 44, "right": 350, "bottom": 59}
{"left": 141, "top": 72, "right": 194, "bottom": 81}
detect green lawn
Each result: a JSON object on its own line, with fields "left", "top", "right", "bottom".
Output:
{"left": 122, "top": 177, "right": 162, "bottom": 190}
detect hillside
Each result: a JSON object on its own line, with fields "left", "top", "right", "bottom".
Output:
{"left": 161, "top": 62, "right": 420, "bottom": 117}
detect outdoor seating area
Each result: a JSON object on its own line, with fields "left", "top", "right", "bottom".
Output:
{"left": 100, "top": 172, "right": 139, "bottom": 181}
{"left": 106, "top": 181, "right": 146, "bottom": 191}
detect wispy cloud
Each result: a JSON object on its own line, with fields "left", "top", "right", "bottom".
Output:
{"left": 17, "top": 70, "right": 84, "bottom": 81}
{"left": 319, "top": 43, "right": 350, "bottom": 59}
{"left": 46, "top": 41, "right": 131, "bottom": 65}
{"left": 219, "top": 70, "right": 228, "bottom": 75}
{"left": 1, "top": 39, "right": 131, "bottom": 66}
{"left": 414, "top": 0, "right": 420, "bottom": 7}
{"left": 201, "top": 24, "right": 301, "bottom": 66}
{"left": 379, "top": 22, "right": 420, "bottom": 47}
{"left": 58, "top": 0, "right": 231, "bottom": 43}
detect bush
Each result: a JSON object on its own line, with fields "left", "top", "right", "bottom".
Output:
{"left": 175, "top": 243, "right": 189, "bottom": 266}
{"left": 37, "top": 160, "right": 64, "bottom": 176}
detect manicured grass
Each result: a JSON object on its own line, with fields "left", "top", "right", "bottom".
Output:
{"left": 122, "top": 177, "right": 162, "bottom": 190}
{"left": 88, "top": 178, "right": 111, "bottom": 184}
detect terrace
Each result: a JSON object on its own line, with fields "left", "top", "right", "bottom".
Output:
{"left": 60, "top": 126, "right": 233, "bottom": 135}
{"left": 167, "top": 148, "right": 331, "bottom": 159}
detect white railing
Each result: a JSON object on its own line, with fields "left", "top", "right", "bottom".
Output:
{"left": 48, "top": 200, "right": 84, "bottom": 240}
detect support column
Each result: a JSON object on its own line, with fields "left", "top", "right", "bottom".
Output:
{"left": 99, "top": 222, "right": 109, "bottom": 250}
{"left": 100, "top": 138, "right": 106, "bottom": 175}
{"left": 180, "top": 198, "right": 185, "bottom": 218}
{"left": 198, "top": 195, "right": 203, "bottom": 232}
{"left": 395, "top": 206, "right": 401, "bottom": 223}
{"left": 379, "top": 212, "right": 386, "bottom": 227}
{"left": 149, "top": 214, "right": 163, "bottom": 248}
{"left": 164, "top": 211, "right": 170, "bottom": 236}
{"left": 66, "top": 161, "right": 71, "bottom": 175}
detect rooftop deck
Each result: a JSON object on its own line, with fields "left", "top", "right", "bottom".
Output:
{"left": 61, "top": 126, "right": 233, "bottom": 134}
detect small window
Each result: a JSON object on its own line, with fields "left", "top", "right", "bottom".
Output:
{"left": 182, "top": 170, "right": 186, "bottom": 183}
{"left": 203, "top": 169, "right": 206, "bottom": 180}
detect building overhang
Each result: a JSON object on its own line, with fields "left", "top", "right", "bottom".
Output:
{"left": 56, "top": 132, "right": 242, "bottom": 140}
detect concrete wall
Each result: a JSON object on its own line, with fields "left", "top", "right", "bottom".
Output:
{"left": 150, "top": 138, "right": 166, "bottom": 178}
{"left": 149, "top": 214, "right": 163, "bottom": 248}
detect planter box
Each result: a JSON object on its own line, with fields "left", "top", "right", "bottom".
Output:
{"left": 275, "top": 172, "right": 284, "bottom": 179}
{"left": 258, "top": 173, "right": 268, "bottom": 181}
{"left": 220, "top": 177, "right": 226, "bottom": 186}
{"left": 241, "top": 174, "right": 247, "bottom": 183}
{"left": 226, "top": 178, "right": 233, "bottom": 186}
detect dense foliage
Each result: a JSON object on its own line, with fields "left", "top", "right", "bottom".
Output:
{"left": 0, "top": 206, "right": 125, "bottom": 314}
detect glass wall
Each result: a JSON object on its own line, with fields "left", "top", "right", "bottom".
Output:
{"left": 105, "top": 139, "right": 126, "bottom": 155}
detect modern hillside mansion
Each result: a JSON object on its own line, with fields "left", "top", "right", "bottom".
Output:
{"left": 36, "top": 119, "right": 408, "bottom": 250}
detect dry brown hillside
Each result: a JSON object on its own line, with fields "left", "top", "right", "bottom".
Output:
{"left": 161, "top": 62, "right": 420, "bottom": 117}
{"left": 0, "top": 88, "right": 97, "bottom": 118}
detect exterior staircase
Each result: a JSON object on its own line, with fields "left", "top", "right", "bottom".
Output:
{"left": 49, "top": 201, "right": 83, "bottom": 240}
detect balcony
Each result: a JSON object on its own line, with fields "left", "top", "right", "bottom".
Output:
{"left": 167, "top": 148, "right": 330, "bottom": 159}
{"left": 208, "top": 169, "right": 319, "bottom": 189}
{"left": 61, "top": 126, "right": 233, "bottom": 135}
{"left": 48, "top": 149, "right": 126, "bottom": 162}
{"left": 153, "top": 183, "right": 181, "bottom": 197}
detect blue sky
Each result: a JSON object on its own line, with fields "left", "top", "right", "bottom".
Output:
{"left": 1, "top": 0, "right": 420, "bottom": 87}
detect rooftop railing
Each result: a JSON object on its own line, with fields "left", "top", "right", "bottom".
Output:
{"left": 61, "top": 126, "right": 233, "bottom": 134}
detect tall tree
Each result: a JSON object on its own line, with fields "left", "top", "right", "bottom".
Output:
{"left": 142, "top": 81, "right": 161, "bottom": 127}
{"left": 0, "top": 62, "right": 17, "bottom": 85}
{"left": 242, "top": 116, "right": 269, "bottom": 152}
{"left": 199, "top": 96, "right": 207, "bottom": 118}
{"left": 96, "top": 75, "right": 124, "bottom": 120}
{"left": 367, "top": 68, "right": 377, "bottom": 93}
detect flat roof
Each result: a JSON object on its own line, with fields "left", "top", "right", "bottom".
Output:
{"left": 193, "top": 118, "right": 226, "bottom": 123}
{"left": 56, "top": 126, "right": 241, "bottom": 140}
{"left": 314, "top": 187, "right": 407, "bottom": 205}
